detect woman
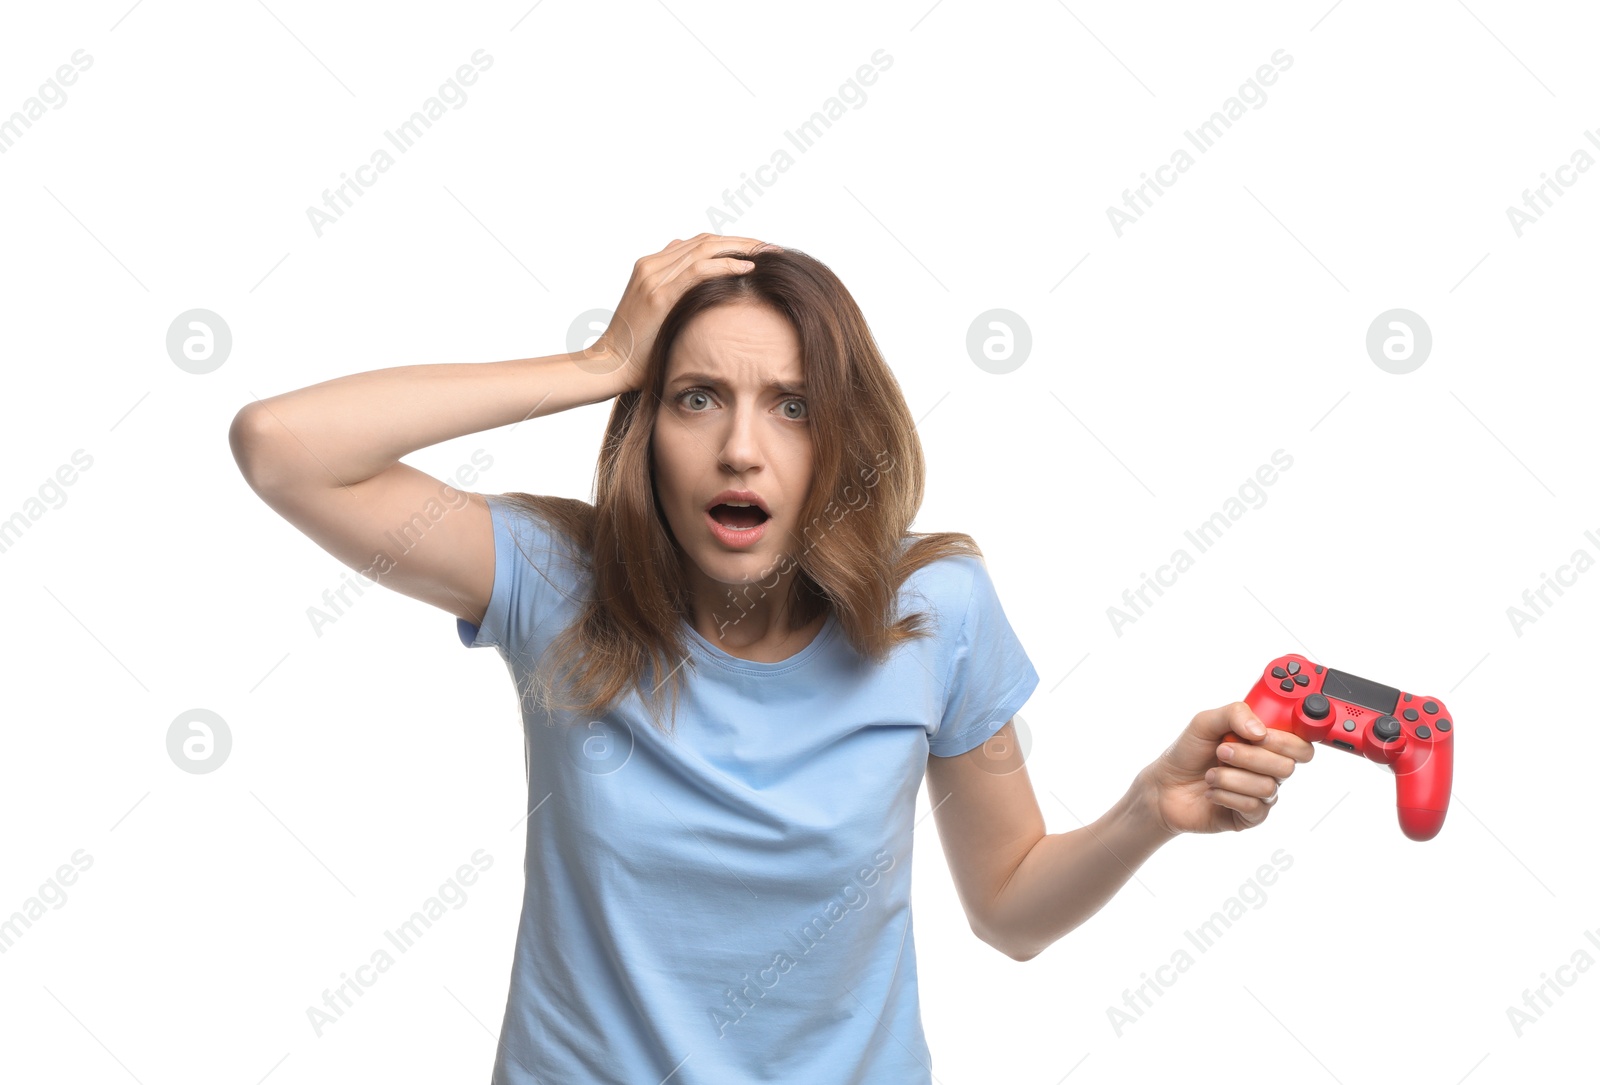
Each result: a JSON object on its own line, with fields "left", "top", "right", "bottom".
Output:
{"left": 229, "top": 234, "right": 1313, "bottom": 1083}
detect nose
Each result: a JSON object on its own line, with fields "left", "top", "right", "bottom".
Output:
{"left": 716, "top": 400, "right": 763, "bottom": 475}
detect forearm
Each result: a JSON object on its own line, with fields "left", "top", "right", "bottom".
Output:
{"left": 988, "top": 769, "right": 1175, "bottom": 961}
{"left": 234, "top": 350, "right": 632, "bottom": 492}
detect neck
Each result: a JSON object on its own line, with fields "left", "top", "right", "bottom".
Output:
{"left": 686, "top": 571, "right": 818, "bottom": 652}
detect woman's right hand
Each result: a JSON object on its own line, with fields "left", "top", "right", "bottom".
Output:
{"left": 594, "top": 233, "right": 778, "bottom": 391}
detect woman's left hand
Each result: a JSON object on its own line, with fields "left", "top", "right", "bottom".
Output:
{"left": 1141, "top": 702, "right": 1316, "bottom": 835}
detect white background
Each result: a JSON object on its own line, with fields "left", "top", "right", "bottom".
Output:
{"left": 2, "top": 1, "right": 1595, "bottom": 1082}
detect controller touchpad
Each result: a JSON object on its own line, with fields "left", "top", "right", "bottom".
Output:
{"left": 1321, "top": 668, "right": 1400, "bottom": 715}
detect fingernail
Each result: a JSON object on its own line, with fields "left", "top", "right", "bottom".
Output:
{"left": 1217, "top": 744, "right": 1234, "bottom": 761}
{"left": 1248, "top": 720, "right": 1266, "bottom": 737}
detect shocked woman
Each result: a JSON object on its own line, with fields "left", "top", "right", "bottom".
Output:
{"left": 229, "top": 233, "right": 1312, "bottom": 1084}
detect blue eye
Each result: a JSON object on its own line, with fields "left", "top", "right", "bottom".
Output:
{"left": 674, "top": 388, "right": 808, "bottom": 421}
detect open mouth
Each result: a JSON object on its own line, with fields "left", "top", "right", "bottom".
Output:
{"left": 708, "top": 504, "right": 771, "bottom": 530}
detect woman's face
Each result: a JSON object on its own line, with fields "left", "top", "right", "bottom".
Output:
{"left": 651, "top": 300, "right": 813, "bottom": 600}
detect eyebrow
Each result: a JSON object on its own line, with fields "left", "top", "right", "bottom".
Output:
{"left": 667, "top": 371, "right": 806, "bottom": 394}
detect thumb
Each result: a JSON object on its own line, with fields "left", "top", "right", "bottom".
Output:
{"left": 1193, "top": 701, "right": 1268, "bottom": 745}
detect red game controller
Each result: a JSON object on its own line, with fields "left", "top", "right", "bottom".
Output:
{"left": 1224, "top": 654, "right": 1454, "bottom": 841}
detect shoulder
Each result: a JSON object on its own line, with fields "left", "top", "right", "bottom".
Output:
{"left": 485, "top": 493, "right": 596, "bottom": 598}
{"left": 896, "top": 546, "right": 986, "bottom": 633}
{"left": 490, "top": 494, "right": 593, "bottom": 558}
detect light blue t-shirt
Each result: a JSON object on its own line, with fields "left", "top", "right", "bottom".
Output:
{"left": 457, "top": 494, "right": 1039, "bottom": 1084}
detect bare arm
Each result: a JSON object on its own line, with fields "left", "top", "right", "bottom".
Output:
{"left": 228, "top": 351, "right": 631, "bottom": 625}
{"left": 232, "top": 354, "right": 630, "bottom": 495}
{"left": 927, "top": 722, "right": 1170, "bottom": 963}
{"left": 960, "top": 765, "right": 1173, "bottom": 962}
{"left": 929, "top": 704, "right": 1313, "bottom": 962}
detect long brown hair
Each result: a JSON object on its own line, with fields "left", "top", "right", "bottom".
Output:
{"left": 503, "top": 246, "right": 982, "bottom": 736}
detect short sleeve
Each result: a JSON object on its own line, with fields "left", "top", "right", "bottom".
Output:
{"left": 927, "top": 557, "right": 1040, "bottom": 757}
{"left": 456, "top": 495, "right": 580, "bottom": 658}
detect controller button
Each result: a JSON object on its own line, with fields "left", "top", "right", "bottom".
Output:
{"left": 1342, "top": 719, "right": 1356, "bottom": 732}
{"left": 1403, "top": 708, "right": 1418, "bottom": 721}
{"left": 1437, "top": 720, "right": 1451, "bottom": 732}
{"left": 1272, "top": 666, "right": 1288, "bottom": 679}
{"left": 1294, "top": 674, "right": 1310, "bottom": 686}
{"left": 1315, "top": 665, "right": 1323, "bottom": 674}
{"left": 1403, "top": 693, "right": 1412, "bottom": 702}
{"left": 1286, "top": 661, "right": 1300, "bottom": 675}
{"left": 1416, "top": 725, "right": 1432, "bottom": 739}
{"left": 1374, "top": 716, "right": 1402, "bottom": 742}
{"left": 1280, "top": 679, "right": 1295, "bottom": 692}
{"left": 1303, "top": 694, "right": 1330, "bottom": 720}
{"left": 1423, "top": 700, "right": 1438, "bottom": 714}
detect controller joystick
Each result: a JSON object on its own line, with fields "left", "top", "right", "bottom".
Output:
{"left": 1224, "top": 655, "right": 1455, "bottom": 841}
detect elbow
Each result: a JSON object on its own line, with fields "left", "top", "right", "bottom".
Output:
{"left": 229, "top": 404, "right": 280, "bottom": 493}
{"left": 228, "top": 405, "right": 260, "bottom": 477}
{"left": 989, "top": 937, "right": 1040, "bottom": 964}
{"left": 998, "top": 939, "right": 1041, "bottom": 963}
{"left": 972, "top": 916, "right": 1039, "bottom": 963}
